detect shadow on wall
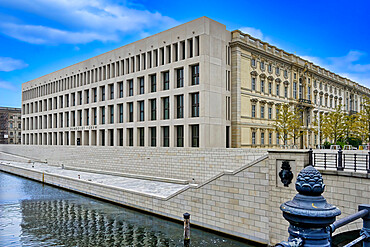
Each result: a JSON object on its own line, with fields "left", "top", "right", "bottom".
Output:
{"left": 332, "top": 230, "right": 361, "bottom": 247}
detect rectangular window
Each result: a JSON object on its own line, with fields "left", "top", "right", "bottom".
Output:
{"left": 119, "top": 82, "right": 123, "bottom": 98}
{"left": 176, "top": 125, "right": 184, "bottom": 147}
{"left": 118, "top": 104, "right": 123, "bottom": 123}
{"left": 85, "top": 109, "right": 89, "bottom": 125}
{"left": 101, "top": 86, "right": 105, "bottom": 101}
{"left": 191, "top": 93, "right": 199, "bottom": 117}
{"left": 109, "top": 105, "right": 114, "bottom": 123}
{"left": 252, "top": 105, "right": 256, "bottom": 118}
{"left": 138, "top": 101, "right": 144, "bottom": 121}
{"left": 109, "top": 84, "right": 114, "bottom": 100}
{"left": 261, "top": 106, "right": 265, "bottom": 119}
{"left": 191, "top": 64, "right": 199, "bottom": 85}
{"left": 277, "top": 133, "right": 280, "bottom": 145}
{"left": 93, "top": 108, "right": 97, "bottom": 125}
{"left": 269, "top": 132, "right": 272, "bottom": 145}
{"left": 284, "top": 86, "right": 288, "bottom": 98}
{"left": 162, "top": 126, "right": 169, "bottom": 147}
{"left": 127, "top": 128, "right": 133, "bottom": 146}
{"left": 150, "top": 127, "right": 156, "bottom": 147}
{"left": 261, "top": 132, "right": 265, "bottom": 145}
{"left": 176, "top": 68, "right": 184, "bottom": 88}
{"left": 150, "top": 74, "right": 156, "bottom": 92}
{"left": 176, "top": 95, "right": 184, "bottom": 118}
{"left": 260, "top": 61, "right": 265, "bottom": 70}
{"left": 93, "top": 88, "right": 97, "bottom": 102}
{"left": 293, "top": 82, "right": 297, "bottom": 99}
{"left": 101, "top": 106, "right": 105, "bottom": 124}
{"left": 138, "top": 77, "right": 145, "bottom": 94}
{"left": 251, "top": 59, "right": 256, "bottom": 67}
{"left": 252, "top": 78, "right": 256, "bottom": 91}
{"left": 261, "top": 80, "right": 264, "bottom": 93}
{"left": 268, "top": 82, "right": 272, "bottom": 94}
{"left": 128, "top": 102, "right": 133, "bottom": 122}
{"left": 162, "top": 97, "right": 170, "bottom": 119}
{"left": 191, "top": 125, "right": 199, "bottom": 147}
{"left": 150, "top": 99, "right": 156, "bottom": 120}
{"left": 138, "top": 128, "right": 144, "bottom": 146}
{"left": 128, "top": 79, "right": 133, "bottom": 96}
{"left": 162, "top": 71, "right": 169, "bottom": 90}
{"left": 78, "top": 91, "right": 82, "bottom": 105}
{"left": 276, "top": 84, "right": 280, "bottom": 96}
{"left": 268, "top": 107, "right": 272, "bottom": 119}
{"left": 252, "top": 131, "right": 256, "bottom": 145}
{"left": 78, "top": 110, "right": 82, "bottom": 126}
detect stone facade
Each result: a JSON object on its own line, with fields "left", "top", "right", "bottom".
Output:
{"left": 0, "top": 107, "right": 22, "bottom": 144}
{"left": 21, "top": 17, "right": 231, "bottom": 148}
{"left": 230, "top": 30, "right": 370, "bottom": 149}
{"left": 20, "top": 17, "right": 370, "bottom": 149}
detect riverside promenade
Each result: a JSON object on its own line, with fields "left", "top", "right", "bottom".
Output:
{"left": 1, "top": 145, "right": 370, "bottom": 246}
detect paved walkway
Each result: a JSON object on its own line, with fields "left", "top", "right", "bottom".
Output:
{"left": 0, "top": 160, "right": 189, "bottom": 199}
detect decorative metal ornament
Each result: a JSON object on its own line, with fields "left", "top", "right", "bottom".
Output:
{"left": 279, "top": 160, "right": 294, "bottom": 187}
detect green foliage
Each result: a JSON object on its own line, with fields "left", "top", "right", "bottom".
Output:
{"left": 346, "top": 137, "right": 362, "bottom": 147}
{"left": 336, "top": 140, "right": 346, "bottom": 148}
{"left": 323, "top": 141, "right": 331, "bottom": 149}
{"left": 272, "top": 103, "right": 304, "bottom": 145}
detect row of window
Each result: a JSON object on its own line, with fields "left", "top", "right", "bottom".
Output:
{"left": 251, "top": 77, "right": 312, "bottom": 100}
{"left": 251, "top": 59, "right": 289, "bottom": 78}
{"left": 22, "top": 93, "right": 200, "bottom": 130}
{"left": 23, "top": 65, "right": 199, "bottom": 115}
{"left": 23, "top": 125, "right": 200, "bottom": 148}
{"left": 23, "top": 36, "right": 201, "bottom": 101}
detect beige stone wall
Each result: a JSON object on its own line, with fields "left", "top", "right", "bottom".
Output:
{"left": 1, "top": 145, "right": 368, "bottom": 245}
{"left": 0, "top": 144, "right": 266, "bottom": 184}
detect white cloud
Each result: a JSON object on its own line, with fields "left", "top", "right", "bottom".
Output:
{"left": 301, "top": 51, "right": 370, "bottom": 87}
{"left": 0, "top": 57, "right": 28, "bottom": 72}
{"left": 0, "top": 80, "right": 17, "bottom": 90}
{"left": 0, "top": 0, "right": 178, "bottom": 45}
{"left": 0, "top": 23, "right": 115, "bottom": 45}
{"left": 239, "top": 26, "right": 264, "bottom": 40}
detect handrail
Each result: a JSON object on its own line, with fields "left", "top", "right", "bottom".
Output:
{"left": 330, "top": 209, "right": 369, "bottom": 233}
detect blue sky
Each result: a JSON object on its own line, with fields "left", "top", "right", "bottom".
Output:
{"left": 0, "top": 0, "right": 369, "bottom": 108}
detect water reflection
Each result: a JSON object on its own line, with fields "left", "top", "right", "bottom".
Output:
{"left": 0, "top": 172, "right": 254, "bottom": 247}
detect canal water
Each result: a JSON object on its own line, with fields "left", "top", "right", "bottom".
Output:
{"left": 0, "top": 172, "right": 257, "bottom": 247}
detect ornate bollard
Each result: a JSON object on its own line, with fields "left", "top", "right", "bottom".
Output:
{"left": 276, "top": 166, "right": 341, "bottom": 247}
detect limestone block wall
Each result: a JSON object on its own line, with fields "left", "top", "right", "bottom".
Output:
{"left": 1, "top": 145, "right": 367, "bottom": 245}
{"left": 320, "top": 170, "right": 370, "bottom": 236}
{"left": 0, "top": 145, "right": 267, "bottom": 183}
{"left": 1, "top": 155, "right": 271, "bottom": 244}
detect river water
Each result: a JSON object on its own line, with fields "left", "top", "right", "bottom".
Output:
{"left": 0, "top": 172, "right": 257, "bottom": 247}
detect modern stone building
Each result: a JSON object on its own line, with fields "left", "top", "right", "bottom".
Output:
{"left": 0, "top": 107, "right": 22, "bottom": 144}
{"left": 21, "top": 17, "right": 370, "bottom": 148}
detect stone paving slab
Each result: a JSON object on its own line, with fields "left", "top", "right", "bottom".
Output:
{"left": 0, "top": 160, "right": 188, "bottom": 199}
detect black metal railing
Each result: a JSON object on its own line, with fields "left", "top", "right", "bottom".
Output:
{"left": 298, "top": 98, "right": 312, "bottom": 104}
{"left": 309, "top": 148, "right": 370, "bottom": 173}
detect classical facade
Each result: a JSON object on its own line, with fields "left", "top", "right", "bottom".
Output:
{"left": 230, "top": 30, "right": 370, "bottom": 148}
{"left": 0, "top": 107, "right": 22, "bottom": 144}
{"left": 21, "top": 17, "right": 370, "bottom": 148}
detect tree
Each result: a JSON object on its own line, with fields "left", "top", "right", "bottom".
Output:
{"left": 273, "top": 104, "right": 293, "bottom": 145}
{"left": 312, "top": 111, "right": 324, "bottom": 146}
{"left": 291, "top": 106, "right": 305, "bottom": 145}
{"left": 321, "top": 105, "right": 345, "bottom": 144}
{"left": 273, "top": 104, "right": 304, "bottom": 146}
{"left": 357, "top": 97, "right": 370, "bottom": 144}
{"left": 343, "top": 113, "right": 360, "bottom": 143}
